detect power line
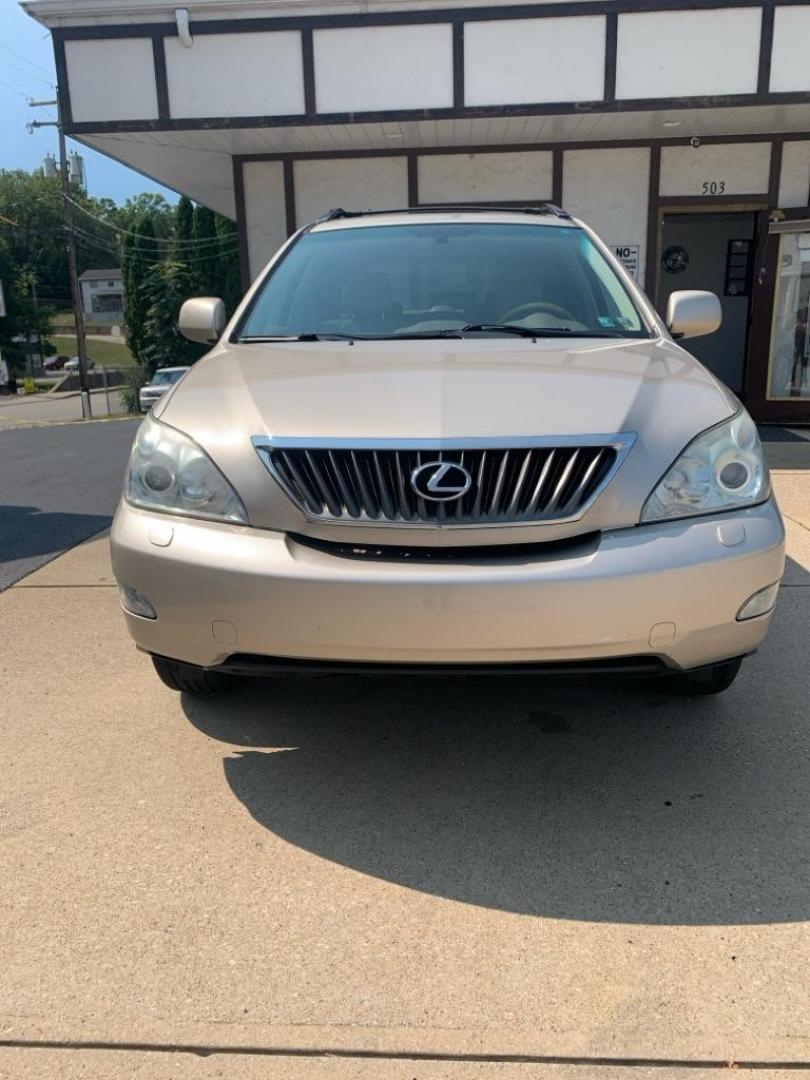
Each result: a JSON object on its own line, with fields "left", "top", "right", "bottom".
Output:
{"left": 73, "top": 220, "right": 237, "bottom": 254}
{"left": 0, "top": 76, "right": 34, "bottom": 100}
{"left": 0, "top": 56, "right": 53, "bottom": 88}
{"left": 72, "top": 226, "right": 239, "bottom": 264}
{"left": 0, "top": 42, "right": 54, "bottom": 78}
{"left": 66, "top": 196, "right": 238, "bottom": 247}
{"left": 2, "top": 218, "right": 239, "bottom": 262}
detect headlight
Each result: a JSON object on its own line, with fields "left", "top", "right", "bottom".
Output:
{"left": 126, "top": 415, "right": 247, "bottom": 524}
{"left": 641, "top": 410, "right": 768, "bottom": 523}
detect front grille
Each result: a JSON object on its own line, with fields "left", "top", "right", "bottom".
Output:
{"left": 256, "top": 439, "right": 632, "bottom": 526}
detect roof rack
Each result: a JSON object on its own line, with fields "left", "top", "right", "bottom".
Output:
{"left": 311, "top": 204, "right": 572, "bottom": 225}
{"left": 314, "top": 207, "right": 359, "bottom": 223}
{"left": 540, "top": 204, "right": 571, "bottom": 218}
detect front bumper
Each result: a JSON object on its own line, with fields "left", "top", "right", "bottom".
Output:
{"left": 110, "top": 499, "right": 785, "bottom": 672}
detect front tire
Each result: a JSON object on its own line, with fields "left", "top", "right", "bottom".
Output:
{"left": 660, "top": 657, "right": 743, "bottom": 696}
{"left": 151, "top": 655, "right": 233, "bottom": 695}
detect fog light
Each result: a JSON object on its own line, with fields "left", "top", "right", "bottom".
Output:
{"left": 119, "top": 585, "right": 157, "bottom": 620}
{"left": 736, "top": 582, "right": 779, "bottom": 621}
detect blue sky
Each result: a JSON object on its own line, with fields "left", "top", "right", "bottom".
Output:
{"left": 1, "top": 0, "right": 176, "bottom": 204}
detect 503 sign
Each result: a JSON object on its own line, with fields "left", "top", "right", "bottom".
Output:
{"left": 701, "top": 180, "right": 727, "bottom": 195}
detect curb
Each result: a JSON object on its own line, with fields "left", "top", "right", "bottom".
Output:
{"left": 0, "top": 413, "right": 137, "bottom": 429}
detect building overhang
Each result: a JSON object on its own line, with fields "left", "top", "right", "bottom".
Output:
{"left": 24, "top": 0, "right": 594, "bottom": 23}
{"left": 71, "top": 103, "right": 810, "bottom": 220}
{"left": 21, "top": 0, "right": 810, "bottom": 216}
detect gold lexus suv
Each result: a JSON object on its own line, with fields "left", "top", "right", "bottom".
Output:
{"left": 111, "top": 207, "right": 784, "bottom": 696}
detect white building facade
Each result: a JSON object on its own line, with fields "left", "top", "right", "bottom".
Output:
{"left": 78, "top": 267, "right": 124, "bottom": 321}
{"left": 23, "top": 0, "right": 810, "bottom": 422}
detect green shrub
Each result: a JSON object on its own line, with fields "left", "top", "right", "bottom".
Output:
{"left": 120, "top": 363, "right": 148, "bottom": 414}
{"left": 23, "top": 377, "right": 37, "bottom": 395}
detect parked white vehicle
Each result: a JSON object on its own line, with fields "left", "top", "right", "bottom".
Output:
{"left": 138, "top": 366, "right": 190, "bottom": 412}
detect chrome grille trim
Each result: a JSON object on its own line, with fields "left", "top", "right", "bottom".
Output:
{"left": 253, "top": 434, "right": 635, "bottom": 528}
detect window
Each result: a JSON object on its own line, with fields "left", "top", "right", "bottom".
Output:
{"left": 238, "top": 221, "right": 650, "bottom": 341}
{"left": 151, "top": 369, "right": 187, "bottom": 386}
{"left": 92, "top": 294, "right": 124, "bottom": 315}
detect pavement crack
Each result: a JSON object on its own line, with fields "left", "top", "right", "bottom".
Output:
{"left": 2, "top": 1040, "right": 810, "bottom": 1069}
{"left": 13, "top": 583, "right": 117, "bottom": 589}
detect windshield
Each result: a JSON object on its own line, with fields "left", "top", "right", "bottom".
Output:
{"left": 152, "top": 369, "right": 186, "bottom": 385}
{"left": 237, "top": 221, "right": 650, "bottom": 341}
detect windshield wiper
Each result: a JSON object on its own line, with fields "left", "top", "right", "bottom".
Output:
{"left": 238, "top": 332, "right": 362, "bottom": 342}
{"left": 382, "top": 326, "right": 564, "bottom": 340}
{"left": 239, "top": 326, "right": 624, "bottom": 343}
{"left": 459, "top": 323, "right": 623, "bottom": 338}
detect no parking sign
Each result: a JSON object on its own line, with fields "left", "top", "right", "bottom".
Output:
{"left": 614, "top": 245, "right": 640, "bottom": 281}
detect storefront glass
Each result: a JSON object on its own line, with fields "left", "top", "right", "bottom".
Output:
{"left": 768, "top": 228, "right": 810, "bottom": 400}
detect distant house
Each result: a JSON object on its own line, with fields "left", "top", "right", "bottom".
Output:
{"left": 78, "top": 268, "right": 124, "bottom": 323}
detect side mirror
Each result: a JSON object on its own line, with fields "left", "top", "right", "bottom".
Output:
{"left": 178, "top": 297, "right": 226, "bottom": 345}
{"left": 666, "top": 290, "right": 722, "bottom": 339}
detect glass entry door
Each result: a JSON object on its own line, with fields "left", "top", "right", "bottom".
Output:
{"left": 767, "top": 227, "right": 810, "bottom": 401}
{"left": 747, "top": 211, "right": 810, "bottom": 424}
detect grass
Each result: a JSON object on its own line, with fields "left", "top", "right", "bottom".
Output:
{"left": 51, "top": 310, "right": 120, "bottom": 329}
{"left": 50, "top": 335, "right": 136, "bottom": 368}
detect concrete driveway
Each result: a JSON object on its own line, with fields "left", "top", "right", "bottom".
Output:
{"left": 2, "top": 458, "right": 810, "bottom": 1078}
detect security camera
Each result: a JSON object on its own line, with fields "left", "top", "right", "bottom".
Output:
{"left": 690, "top": 136, "right": 701, "bottom": 149}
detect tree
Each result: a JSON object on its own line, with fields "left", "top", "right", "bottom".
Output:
{"left": 0, "top": 168, "right": 247, "bottom": 382}
{"left": 175, "top": 195, "right": 194, "bottom": 252}
{"left": 0, "top": 169, "right": 125, "bottom": 320}
{"left": 172, "top": 195, "right": 199, "bottom": 316}
{"left": 139, "top": 259, "right": 205, "bottom": 374}
{"left": 122, "top": 216, "right": 157, "bottom": 362}
{"left": 191, "top": 204, "right": 218, "bottom": 295}
{"left": 115, "top": 192, "right": 174, "bottom": 239}
{"left": 181, "top": 202, "right": 242, "bottom": 314}
{"left": 0, "top": 235, "right": 52, "bottom": 372}
{"left": 213, "top": 213, "right": 242, "bottom": 315}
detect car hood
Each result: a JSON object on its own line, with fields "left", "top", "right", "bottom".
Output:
{"left": 157, "top": 336, "right": 736, "bottom": 538}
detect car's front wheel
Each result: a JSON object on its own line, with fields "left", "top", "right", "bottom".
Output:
{"left": 151, "top": 655, "right": 233, "bottom": 695}
{"left": 660, "top": 657, "right": 743, "bottom": 696}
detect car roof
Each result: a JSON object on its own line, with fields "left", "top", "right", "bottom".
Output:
{"left": 309, "top": 206, "right": 579, "bottom": 233}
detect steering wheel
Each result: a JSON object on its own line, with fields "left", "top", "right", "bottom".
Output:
{"left": 498, "top": 301, "right": 577, "bottom": 323}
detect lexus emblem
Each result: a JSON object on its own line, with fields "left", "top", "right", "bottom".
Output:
{"left": 410, "top": 461, "right": 472, "bottom": 502}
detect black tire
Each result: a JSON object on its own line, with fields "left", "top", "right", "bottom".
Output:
{"left": 659, "top": 657, "right": 743, "bottom": 696}
{"left": 151, "top": 655, "right": 233, "bottom": 695}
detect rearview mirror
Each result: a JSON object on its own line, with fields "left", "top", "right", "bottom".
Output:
{"left": 666, "top": 290, "right": 722, "bottom": 339}
{"left": 179, "top": 297, "right": 226, "bottom": 345}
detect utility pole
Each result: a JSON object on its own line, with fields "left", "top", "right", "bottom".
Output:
{"left": 29, "top": 94, "right": 92, "bottom": 418}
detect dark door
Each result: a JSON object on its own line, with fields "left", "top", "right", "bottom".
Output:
{"left": 658, "top": 212, "right": 756, "bottom": 392}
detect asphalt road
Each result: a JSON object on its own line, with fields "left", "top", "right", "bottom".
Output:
{"left": 0, "top": 419, "right": 139, "bottom": 591}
